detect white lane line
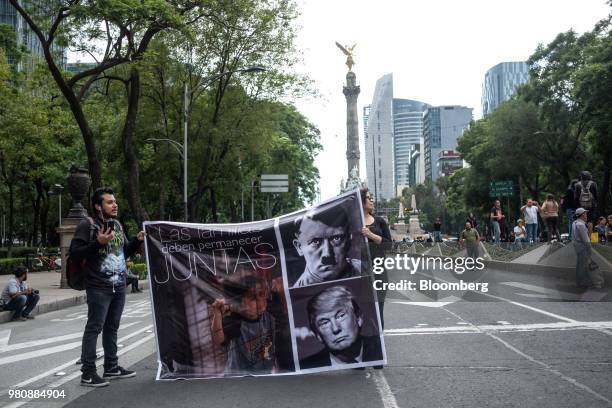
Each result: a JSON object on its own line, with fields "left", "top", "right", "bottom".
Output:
{"left": 385, "top": 321, "right": 612, "bottom": 336}
{"left": 417, "top": 270, "right": 612, "bottom": 336}
{"left": 4, "top": 333, "right": 155, "bottom": 408}
{"left": 497, "top": 321, "right": 511, "bottom": 325}
{"left": 0, "top": 322, "right": 139, "bottom": 353}
{"left": 372, "top": 370, "right": 400, "bottom": 408}
{"left": 0, "top": 324, "right": 153, "bottom": 397}
{"left": 0, "top": 321, "right": 141, "bottom": 365}
{"left": 0, "top": 330, "right": 11, "bottom": 348}
{"left": 441, "top": 307, "right": 612, "bottom": 406}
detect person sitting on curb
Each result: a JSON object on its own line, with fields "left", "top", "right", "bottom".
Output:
{"left": 0, "top": 266, "right": 40, "bottom": 321}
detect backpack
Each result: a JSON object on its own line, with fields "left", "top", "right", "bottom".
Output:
{"left": 66, "top": 217, "right": 95, "bottom": 291}
{"left": 578, "top": 180, "right": 594, "bottom": 209}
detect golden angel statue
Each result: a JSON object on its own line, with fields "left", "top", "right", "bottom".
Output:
{"left": 335, "top": 42, "right": 357, "bottom": 71}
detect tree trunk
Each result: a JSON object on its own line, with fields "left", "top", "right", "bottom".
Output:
{"left": 8, "top": 183, "right": 14, "bottom": 257}
{"left": 32, "top": 179, "right": 44, "bottom": 247}
{"left": 121, "top": 70, "right": 149, "bottom": 226}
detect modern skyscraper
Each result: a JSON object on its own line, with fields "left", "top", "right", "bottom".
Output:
{"left": 481, "top": 61, "right": 529, "bottom": 116}
{"left": 364, "top": 74, "right": 429, "bottom": 200}
{"left": 0, "top": 0, "right": 67, "bottom": 72}
{"left": 423, "top": 106, "right": 472, "bottom": 182}
{"left": 393, "top": 98, "right": 429, "bottom": 194}
{"left": 365, "top": 73, "right": 394, "bottom": 201}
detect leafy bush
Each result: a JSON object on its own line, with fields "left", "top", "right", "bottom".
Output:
{"left": 0, "top": 258, "right": 28, "bottom": 274}
{"left": 132, "top": 263, "right": 148, "bottom": 280}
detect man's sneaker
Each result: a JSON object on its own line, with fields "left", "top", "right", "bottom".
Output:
{"left": 80, "top": 372, "right": 109, "bottom": 387}
{"left": 103, "top": 366, "right": 136, "bottom": 380}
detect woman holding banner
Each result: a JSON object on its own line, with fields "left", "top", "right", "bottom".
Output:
{"left": 359, "top": 188, "right": 392, "bottom": 333}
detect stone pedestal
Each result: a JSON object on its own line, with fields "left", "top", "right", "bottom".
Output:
{"left": 408, "top": 214, "right": 424, "bottom": 237}
{"left": 57, "top": 220, "right": 79, "bottom": 289}
{"left": 57, "top": 166, "right": 92, "bottom": 288}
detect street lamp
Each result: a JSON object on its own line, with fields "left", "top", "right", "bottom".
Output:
{"left": 54, "top": 184, "right": 64, "bottom": 226}
{"left": 148, "top": 66, "right": 266, "bottom": 222}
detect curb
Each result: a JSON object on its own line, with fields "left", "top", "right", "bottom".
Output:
{"left": 0, "top": 284, "right": 149, "bottom": 324}
{"left": 0, "top": 293, "right": 87, "bottom": 323}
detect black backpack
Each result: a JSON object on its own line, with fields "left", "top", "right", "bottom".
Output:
{"left": 66, "top": 217, "right": 95, "bottom": 290}
{"left": 578, "top": 180, "right": 594, "bottom": 209}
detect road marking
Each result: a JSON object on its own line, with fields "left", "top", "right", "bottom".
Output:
{"left": 0, "top": 322, "right": 141, "bottom": 365}
{"left": 441, "top": 307, "right": 612, "bottom": 406}
{"left": 372, "top": 370, "right": 400, "bottom": 408}
{"left": 497, "top": 321, "right": 511, "bottom": 325}
{"left": 391, "top": 299, "right": 458, "bottom": 308}
{"left": 500, "top": 281, "right": 595, "bottom": 300}
{"left": 0, "top": 330, "right": 11, "bottom": 348}
{"left": 385, "top": 321, "right": 612, "bottom": 336}
{"left": 0, "top": 324, "right": 153, "bottom": 398}
{"left": 4, "top": 333, "right": 155, "bottom": 408}
{"left": 0, "top": 322, "right": 139, "bottom": 353}
{"left": 413, "top": 270, "right": 579, "bottom": 323}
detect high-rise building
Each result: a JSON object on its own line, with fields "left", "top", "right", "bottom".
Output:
{"left": 481, "top": 61, "right": 529, "bottom": 116}
{"left": 436, "top": 149, "right": 463, "bottom": 179}
{"left": 393, "top": 99, "right": 429, "bottom": 193}
{"left": 364, "top": 74, "right": 429, "bottom": 200}
{"left": 423, "top": 106, "right": 472, "bottom": 182}
{"left": 365, "top": 74, "right": 394, "bottom": 201}
{"left": 0, "top": 0, "right": 67, "bottom": 72}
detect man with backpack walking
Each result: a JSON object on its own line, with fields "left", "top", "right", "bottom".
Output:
{"left": 574, "top": 171, "right": 598, "bottom": 224}
{"left": 69, "top": 187, "right": 145, "bottom": 387}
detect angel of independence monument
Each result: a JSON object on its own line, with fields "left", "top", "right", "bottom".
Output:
{"left": 336, "top": 42, "right": 362, "bottom": 191}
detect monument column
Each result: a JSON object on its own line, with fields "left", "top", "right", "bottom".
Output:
{"left": 343, "top": 71, "right": 361, "bottom": 179}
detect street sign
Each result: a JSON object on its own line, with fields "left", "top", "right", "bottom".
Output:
{"left": 489, "top": 180, "right": 513, "bottom": 197}
{"left": 260, "top": 174, "right": 289, "bottom": 193}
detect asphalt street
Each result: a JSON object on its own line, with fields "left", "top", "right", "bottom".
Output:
{"left": 0, "top": 265, "right": 611, "bottom": 408}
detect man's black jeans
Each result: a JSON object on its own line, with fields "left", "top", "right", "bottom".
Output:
{"left": 81, "top": 288, "right": 126, "bottom": 374}
{"left": 5, "top": 293, "right": 39, "bottom": 319}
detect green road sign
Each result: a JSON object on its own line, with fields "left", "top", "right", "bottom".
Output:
{"left": 489, "top": 180, "right": 513, "bottom": 197}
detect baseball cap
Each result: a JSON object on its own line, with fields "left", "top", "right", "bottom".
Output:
{"left": 575, "top": 208, "right": 588, "bottom": 216}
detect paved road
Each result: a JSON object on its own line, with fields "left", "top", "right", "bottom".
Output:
{"left": 1, "top": 266, "right": 611, "bottom": 408}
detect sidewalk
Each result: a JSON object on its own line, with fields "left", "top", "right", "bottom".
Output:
{"left": 0, "top": 271, "right": 148, "bottom": 323}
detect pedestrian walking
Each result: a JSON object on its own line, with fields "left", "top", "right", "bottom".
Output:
{"left": 572, "top": 208, "right": 602, "bottom": 289}
{"left": 541, "top": 194, "right": 560, "bottom": 242}
{"left": 561, "top": 179, "right": 578, "bottom": 240}
{"left": 460, "top": 222, "right": 480, "bottom": 259}
{"left": 433, "top": 218, "right": 442, "bottom": 242}
{"left": 521, "top": 199, "right": 540, "bottom": 244}
{"left": 69, "top": 187, "right": 145, "bottom": 387}
{"left": 490, "top": 200, "right": 505, "bottom": 244}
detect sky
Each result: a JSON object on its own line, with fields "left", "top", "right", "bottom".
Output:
{"left": 292, "top": 0, "right": 610, "bottom": 202}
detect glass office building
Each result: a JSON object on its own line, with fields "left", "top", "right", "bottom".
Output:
{"left": 481, "top": 61, "right": 529, "bottom": 116}
{"left": 423, "top": 106, "right": 472, "bottom": 182}
{"left": 0, "top": 0, "right": 67, "bottom": 72}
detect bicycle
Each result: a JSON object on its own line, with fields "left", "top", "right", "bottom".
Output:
{"left": 34, "top": 248, "right": 61, "bottom": 271}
